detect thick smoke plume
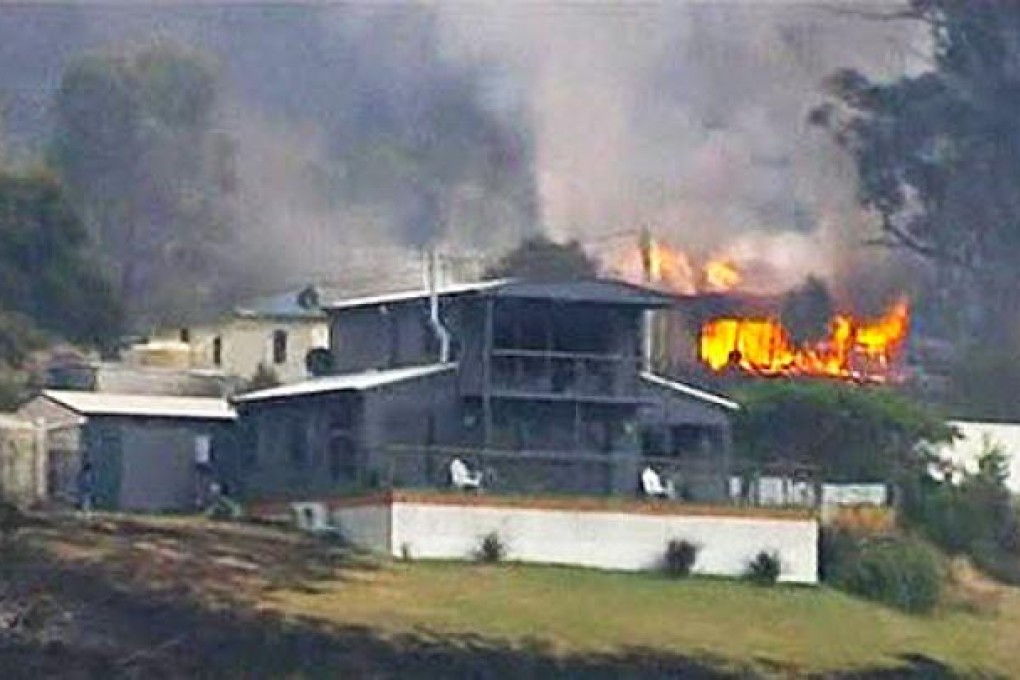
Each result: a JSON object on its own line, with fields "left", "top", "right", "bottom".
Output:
{"left": 0, "top": 3, "right": 926, "bottom": 319}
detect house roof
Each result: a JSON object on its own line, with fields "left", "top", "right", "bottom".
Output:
{"left": 234, "top": 363, "right": 457, "bottom": 404}
{"left": 234, "top": 285, "right": 328, "bottom": 320}
{"left": 491, "top": 279, "right": 676, "bottom": 307}
{"left": 322, "top": 280, "right": 508, "bottom": 311}
{"left": 40, "top": 390, "right": 237, "bottom": 421}
{"left": 640, "top": 373, "right": 740, "bottom": 411}
{"left": 322, "top": 278, "right": 675, "bottom": 312}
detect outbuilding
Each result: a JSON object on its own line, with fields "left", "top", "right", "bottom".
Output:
{"left": 19, "top": 390, "right": 236, "bottom": 511}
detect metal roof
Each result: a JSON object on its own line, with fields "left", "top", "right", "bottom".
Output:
{"left": 41, "top": 390, "right": 237, "bottom": 421}
{"left": 322, "top": 278, "right": 675, "bottom": 312}
{"left": 322, "top": 280, "right": 508, "bottom": 311}
{"left": 234, "top": 363, "right": 456, "bottom": 403}
{"left": 640, "top": 373, "right": 740, "bottom": 411}
{"left": 493, "top": 279, "right": 676, "bottom": 307}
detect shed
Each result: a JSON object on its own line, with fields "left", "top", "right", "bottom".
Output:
{"left": 0, "top": 415, "right": 41, "bottom": 505}
{"left": 19, "top": 391, "right": 237, "bottom": 511}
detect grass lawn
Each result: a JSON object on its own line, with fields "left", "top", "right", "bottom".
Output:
{"left": 265, "top": 559, "right": 1020, "bottom": 677}
{"left": 20, "top": 514, "right": 1020, "bottom": 677}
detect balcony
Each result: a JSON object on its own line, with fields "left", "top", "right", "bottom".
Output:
{"left": 488, "top": 349, "right": 644, "bottom": 402}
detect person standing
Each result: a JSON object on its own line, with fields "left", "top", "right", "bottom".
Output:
{"left": 76, "top": 460, "right": 94, "bottom": 519}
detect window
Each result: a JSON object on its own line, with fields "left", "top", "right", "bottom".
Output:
{"left": 194, "top": 435, "right": 212, "bottom": 465}
{"left": 272, "top": 330, "right": 288, "bottom": 365}
{"left": 212, "top": 336, "right": 223, "bottom": 367}
{"left": 179, "top": 327, "right": 191, "bottom": 343}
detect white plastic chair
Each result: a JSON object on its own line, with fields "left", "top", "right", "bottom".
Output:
{"left": 450, "top": 457, "right": 482, "bottom": 491}
{"left": 641, "top": 466, "right": 675, "bottom": 499}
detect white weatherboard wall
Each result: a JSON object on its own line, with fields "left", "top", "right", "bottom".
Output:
{"left": 334, "top": 499, "right": 818, "bottom": 584}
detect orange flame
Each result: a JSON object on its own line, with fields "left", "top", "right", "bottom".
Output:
{"left": 611, "top": 237, "right": 741, "bottom": 294}
{"left": 699, "top": 298, "right": 910, "bottom": 382}
{"left": 704, "top": 258, "right": 741, "bottom": 291}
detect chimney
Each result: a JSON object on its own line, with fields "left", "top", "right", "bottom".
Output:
{"left": 424, "top": 248, "right": 452, "bottom": 363}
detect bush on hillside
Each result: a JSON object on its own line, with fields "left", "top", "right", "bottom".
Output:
{"left": 901, "top": 443, "right": 1020, "bottom": 585}
{"left": 475, "top": 531, "right": 507, "bottom": 564}
{"left": 745, "top": 551, "right": 781, "bottom": 586}
{"left": 819, "top": 527, "right": 860, "bottom": 584}
{"left": 663, "top": 539, "right": 699, "bottom": 578}
{"left": 834, "top": 536, "right": 942, "bottom": 614}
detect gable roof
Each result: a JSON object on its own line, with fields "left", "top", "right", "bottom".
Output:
{"left": 234, "top": 363, "right": 456, "bottom": 404}
{"left": 322, "top": 278, "right": 675, "bottom": 312}
{"left": 640, "top": 373, "right": 740, "bottom": 411}
{"left": 40, "top": 390, "right": 236, "bottom": 421}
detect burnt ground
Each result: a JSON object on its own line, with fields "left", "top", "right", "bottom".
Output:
{"left": 0, "top": 514, "right": 962, "bottom": 679}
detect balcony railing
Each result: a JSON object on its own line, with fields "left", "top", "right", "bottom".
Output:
{"left": 489, "top": 349, "right": 643, "bottom": 400}
{"left": 371, "top": 446, "right": 832, "bottom": 509}
{"left": 375, "top": 445, "right": 818, "bottom": 507}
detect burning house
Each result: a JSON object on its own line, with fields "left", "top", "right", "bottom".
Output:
{"left": 610, "top": 236, "right": 913, "bottom": 386}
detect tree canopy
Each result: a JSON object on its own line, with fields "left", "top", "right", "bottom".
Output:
{"left": 50, "top": 44, "right": 235, "bottom": 325}
{"left": 733, "top": 381, "right": 955, "bottom": 482}
{"left": 484, "top": 235, "right": 599, "bottom": 281}
{"left": 812, "top": 1, "right": 1020, "bottom": 341}
{"left": 0, "top": 169, "right": 122, "bottom": 352}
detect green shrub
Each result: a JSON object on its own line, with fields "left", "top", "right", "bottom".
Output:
{"left": 835, "top": 536, "right": 942, "bottom": 614}
{"left": 819, "top": 527, "right": 860, "bottom": 583}
{"left": 745, "top": 551, "right": 781, "bottom": 585}
{"left": 475, "top": 531, "right": 507, "bottom": 564}
{"left": 663, "top": 539, "right": 699, "bottom": 578}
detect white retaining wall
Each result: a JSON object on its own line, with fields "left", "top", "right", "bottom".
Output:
{"left": 332, "top": 504, "right": 391, "bottom": 554}
{"left": 333, "top": 499, "right": 818, "bottom": 584}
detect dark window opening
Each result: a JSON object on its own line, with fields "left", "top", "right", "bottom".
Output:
{"left": 273, "top": 330, "right": 288, "bottom": 365}
{"left": 212, "top": 336, "right": 223, "bottom": 367}
{"left": 179, "top": 327, "right": 191, "bottom": 343}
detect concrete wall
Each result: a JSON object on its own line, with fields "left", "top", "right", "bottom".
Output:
{"left": 330, "top": 496, "right": 818, "bottom": 584}
{"left": 332, "top": 503, "right": 391, "bottom": 554}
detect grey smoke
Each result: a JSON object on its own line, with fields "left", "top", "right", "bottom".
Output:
{"left": 0, "top": 2, "right": 927, "bottom": 308}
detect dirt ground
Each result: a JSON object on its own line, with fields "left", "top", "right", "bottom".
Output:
{"left": 0, "top": 513, "right": 965, "bottom": 679}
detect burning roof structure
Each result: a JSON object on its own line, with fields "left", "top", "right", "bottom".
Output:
{"left": 608, "top": 235, "right": 911, "bottom": 384}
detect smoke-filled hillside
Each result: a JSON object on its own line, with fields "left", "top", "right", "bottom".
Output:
{"left": 0, "top": 3, "right": 923, "bottom": 326}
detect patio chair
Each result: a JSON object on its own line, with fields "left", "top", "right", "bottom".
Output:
{"left": 449, "top": 457, "right": 483, "bottom": 491}
{"left": 641, "top": 466, "right": 675, "bottom": 500}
